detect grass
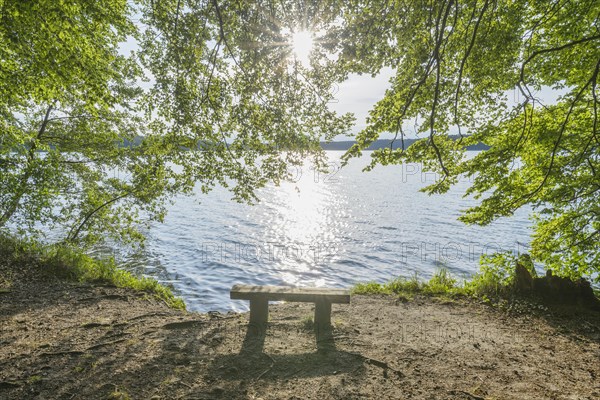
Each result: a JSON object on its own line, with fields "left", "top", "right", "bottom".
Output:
{"left": 352, "top": 269, "right": 464, "bottom": 298}
{"left": 353, "top": 263, "right": 600, "bottom": 308}
{"left": 27, "top": 375, "right": 42, "bottom": 384}
{"left": 353, "top": 253, "right": 543, "bottom": 300}
{"left": 301, "top": 314, "right": 314, "bottom": 331}
{"left": 353, "top": 266, "right": 516, "bottom": 300}
{"left": 108, "top": 388, "right": 131, "bottom": 400}
{"left": 0, "top": 234, "right": 185, "bottom": 310}
{"left": 0, "top": 274, "right": 11, "bottom": 293}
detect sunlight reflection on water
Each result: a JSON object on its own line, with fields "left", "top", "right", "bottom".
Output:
{"left": 115, "top": 151, "right": 533, "bottom": 312}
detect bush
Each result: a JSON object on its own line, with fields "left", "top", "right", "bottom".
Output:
{"left": 352, "top": 281, "right": 391, "bottom": 295}
{"left": 464, "top": 252, "right": 516, "bottom": 297}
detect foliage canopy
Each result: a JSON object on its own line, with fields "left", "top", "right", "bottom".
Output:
{"left": 1, "top": 0, "right": 599, "bottom": 281}
{"left": 0, "top": 0, "right": 352, "bottom": 245}
{"left": 338, "top": 0, "right": 600, "bottom": 281}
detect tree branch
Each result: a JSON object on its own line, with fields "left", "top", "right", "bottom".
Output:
{"left": 66, "top": 191, "right": 132, "bottom": 242}
{"left": 509, "top": 59, "right": 600, "bottom": 209}
{"left": 453, "top": 0, "right": 490, "bottom": 139}
{"left": 429, "top": 0, "right": 454, "bottom": 178}
{"left": 519, "top": 34, "right": 600, "bottom": 102}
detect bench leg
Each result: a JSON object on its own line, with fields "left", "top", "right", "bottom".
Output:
{"left": 314, "top": 299, "right": 332, "bottom": 331}
{"left": 249, "top": 298, "right": 268, "bottom": 325}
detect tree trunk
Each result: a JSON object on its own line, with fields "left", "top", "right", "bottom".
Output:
{"left": 0, "top": 105, "right": 53, "bottom": 228}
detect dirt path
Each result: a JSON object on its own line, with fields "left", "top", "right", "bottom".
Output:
{"left": 1, "top": 264, "right": 599, "bottom": 399}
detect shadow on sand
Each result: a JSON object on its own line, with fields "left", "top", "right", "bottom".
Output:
{"left": 208, "top": 322, "right": 366, "bottom": 382}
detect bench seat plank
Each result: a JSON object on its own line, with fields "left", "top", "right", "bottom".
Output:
{"left": 230, "top": 284, "right": 350, "bottom": 304}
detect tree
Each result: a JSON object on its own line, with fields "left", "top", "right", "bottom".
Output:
{"left": 339, "top": 0, "right": 600, "bottom": 280}
{"left": 0, "top": 0, "right": 145, "bottom": 243}
{"left": 0, "top": 0, "right": 352, "bottom": 246}
{"left": 4, "top": 0, "right": 598, "bottom": 282}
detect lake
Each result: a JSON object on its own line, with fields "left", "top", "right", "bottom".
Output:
{"left": 107, "top": 151, "right": 532, "bottom": 312}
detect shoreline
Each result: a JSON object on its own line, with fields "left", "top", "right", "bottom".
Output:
{"left": 2, "top": 259, "right": 600, "bottom": 399}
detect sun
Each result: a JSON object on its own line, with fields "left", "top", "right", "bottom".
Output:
{"left": 291, "top": 30, "right": 313, "bottom": 66}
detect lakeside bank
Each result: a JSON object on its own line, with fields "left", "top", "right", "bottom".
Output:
{"left": 1, "top": 249, "right": 600, "bottom": 399}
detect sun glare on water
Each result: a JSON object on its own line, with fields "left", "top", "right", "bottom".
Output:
{"left": 292, "top": 30, "right": 313, "bottom": 66}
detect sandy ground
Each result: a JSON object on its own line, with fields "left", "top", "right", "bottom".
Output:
{"left": 1, "top": 263, "right": 600, "bottom": 399}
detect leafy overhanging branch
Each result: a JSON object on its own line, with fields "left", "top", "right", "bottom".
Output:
{"left": 341, "top": 0, "right": 600, "bottom": 280}
{"left": 1, "top": 0, "right": 354, "bottom": 247}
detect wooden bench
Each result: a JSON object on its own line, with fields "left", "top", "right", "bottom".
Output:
{"left": 230, "top": 284, "right": 350, "bottom": 329}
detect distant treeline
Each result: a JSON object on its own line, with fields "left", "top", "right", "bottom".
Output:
{"left": 118, "top": 135, "right": 490, "bottom": 151}
{"left": 320, "top": 136, "right": 489, "bottom": 151}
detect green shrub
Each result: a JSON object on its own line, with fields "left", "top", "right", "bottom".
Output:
{"left": 464, "top": 252, "right": 516, "bottom": 297}
{"left": 0, "top": 234, "right": 36, "bottom": 262}
{"left": 300, "top": 314, "right": 314, "bottom": 330}
{"left": 353, "top": 253, "right": 599, "bottom": 304}
{"left": 388, "top": 273, "right": 421, "bottom": 293}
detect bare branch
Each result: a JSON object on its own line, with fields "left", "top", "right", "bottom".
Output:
{"left": 429, "top": 0, "right": 454, "bottom": 178}
{"left": 453, "top": 0, "right": 490, "bottom": 140}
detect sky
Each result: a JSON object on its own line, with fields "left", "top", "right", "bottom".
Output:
{"left": 328, "top": 69, "right": 396, "bottom": 139}
{"left": 327, "top": 72, "right": 565, "bottom": 141}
